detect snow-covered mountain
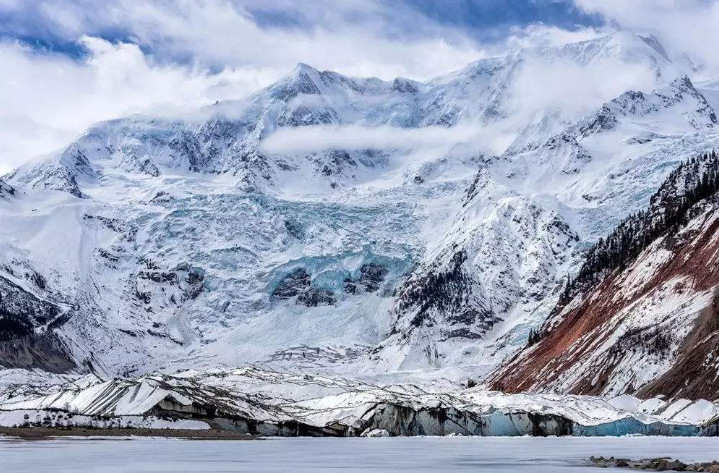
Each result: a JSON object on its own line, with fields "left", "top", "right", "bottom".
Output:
{"left": 1, "top": 31, "right": 718, "bottom": 399}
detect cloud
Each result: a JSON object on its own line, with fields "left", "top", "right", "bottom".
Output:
{"left": 505, "top": 23, "right": 607, "bottom": 50}
{"left": 505, "top": 51, "right": 659, "bottom": 121}
{"left": 0, "top": 0, "right": 488, "bottom": 81}
{"left": 0, "top": 37, "right": 278, "bottom": 174}
{"left": 573, "top": 0, "right": 719, "bottom": 77}
{"left": 259, "top": 124, "right": 485, "bottom": 156}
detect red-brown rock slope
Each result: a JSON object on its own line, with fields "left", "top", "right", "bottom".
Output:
{"left": 491, "top": 154, "right": 719, "bottom": 400}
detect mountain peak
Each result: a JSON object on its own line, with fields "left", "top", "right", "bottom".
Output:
{"left": 670, "top": 73, "right": 695, "bottom": 90}
{"left": 291, "top": 62, "right": 320, "bottom": 77}
{"left": 601, "top": 31, "right": 672, "bottom": 63}
{"left": 270, "top": 62, "right": 324, "bottom": 100}
{"left": 437, "top": 31, "right": 674, "bottom": 88}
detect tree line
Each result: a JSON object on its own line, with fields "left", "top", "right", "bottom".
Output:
{"left": 559, "top": 150, "right": 719, "bottom": 307}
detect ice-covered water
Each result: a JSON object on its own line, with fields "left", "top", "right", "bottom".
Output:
{"left": 1, "top": 436, "right": 718, "bottom": 472}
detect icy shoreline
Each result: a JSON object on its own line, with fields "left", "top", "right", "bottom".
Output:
{"left": 1, "top": 367, "right": 717, "bottom": 438}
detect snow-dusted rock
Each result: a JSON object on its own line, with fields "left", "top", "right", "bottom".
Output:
{"left": 0, "top": 179, "right": 15, "bottom": 198}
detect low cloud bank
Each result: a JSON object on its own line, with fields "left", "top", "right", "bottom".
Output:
{"left": 259, "top": 124, "right": 483, "bottom": 155}
{"left": 574, "top": 0, "right": 719, "bottom": 78}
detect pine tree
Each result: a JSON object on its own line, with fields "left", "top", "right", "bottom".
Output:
{"left": 527, "top": 328, "right": 541, "bottom": 346}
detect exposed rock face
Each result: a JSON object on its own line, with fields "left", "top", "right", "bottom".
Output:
{"left": 0, "top": 275, "right": 76, "bottom": 373}
{"left": 358, "top": 263, "right": 388, "bottom": 293}
{"left": 0, "top": 180, "right": 15, "bottom": 198}
{"left": 297, "top": 288, "right": 336, "bottom": 307}
{"left": 0, "top": 276, "right": 62, "bottom": 341}
{"left": 0, "top": 331, "right": 76, "bottom": 373}
{"left": 394, "top": 250, "right": 493, "bottom": 332}
{"left": 371, "top": 173, "right": 580, "bottom": 370}
{"left": 271, "top": 269, "right": 336, "bottom": 307}
{"left": 343, "top": 263, "right": 389, "bottom": 294}
{"left": 134, "top": 261, "right": 205, "bottom": 307}
{"left": 580, "top": 76, "right": 718, "bottom": 139}
{"left": 272, "top": 269, "right": 312, "bottom": 300}
{"left": 6, "top": 146, "right": 96, "bottom": 198}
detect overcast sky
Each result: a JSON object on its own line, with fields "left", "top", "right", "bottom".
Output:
{"left": 1, "top": 0, "right": 719, "bottom": 173}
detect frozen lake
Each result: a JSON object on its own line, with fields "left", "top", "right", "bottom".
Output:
{"left": 1, "top": 436, "right": 718, "bottom": 472}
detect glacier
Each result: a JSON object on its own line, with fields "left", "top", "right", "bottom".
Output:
{"left": 1, "top": 32, "right": 719, "bottom": 436}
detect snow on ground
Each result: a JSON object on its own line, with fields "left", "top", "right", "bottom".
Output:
{"left": 2, "top": 436, "right": 719, "bottom": 473}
